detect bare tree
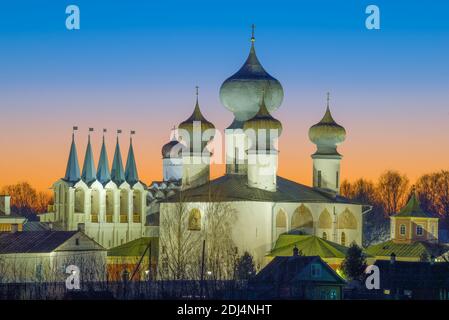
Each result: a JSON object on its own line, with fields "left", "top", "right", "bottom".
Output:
{"left": 376, "top": 170, "right": 409, "bottom": 216}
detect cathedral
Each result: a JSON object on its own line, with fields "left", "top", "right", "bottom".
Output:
{"left": 40, "top": 28, "right": 367, "bottom": 267}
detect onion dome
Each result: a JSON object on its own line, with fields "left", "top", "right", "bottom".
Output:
{"left": 178, "top": 87, "right": 215, "bottom": 152}
{"left": 308, "top": 93, "right": 346, "bottom": 155}
{"left": 161, "top": 127, "right": 183, "bottom": 158}
{"left": 243, "top": 94, "right": 282, "bottom": 150}
{"left": 219, "top": 25, "right": 284, "bottom": 121}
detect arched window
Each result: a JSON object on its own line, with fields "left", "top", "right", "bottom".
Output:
{"left": 337, "top": 209, "right": 357, "bottom": 230}
{"left": 91, "top": 189, "right": 100, "bottom": 216}
{"left": 74, "top": 188, "right": 85, "bottom": 213}
{"left": 133, "top": 190, "right": 142, "bottom": 215}
{"left": 106, "top": 189, "right": 114, "bottom": 217}
{"left": 341, "top": 232, "right": 346, "bottom": 246}
{"left": 275, "top": 209, "right": 287, "bottom": 240}
{"left": 188, "top": 209, "right": 201, "bottom": 231}
{"left": 318, "top": 209, "right": 332, "bottom": 229}
{"left": 291, "top": 205, "right": 313, "bottom": 231}
{"left": 322, "top": 232, "right": 327, "bottom": 240}
{"left": 120, "top": 189, "right": 129, "bottom": 216}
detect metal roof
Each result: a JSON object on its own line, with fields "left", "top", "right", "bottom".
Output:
{"left": 163, "top": 174, "right": 359, "bottom": 204}
{"left": 0, "top": 231, "right": 78, "bottom": 254}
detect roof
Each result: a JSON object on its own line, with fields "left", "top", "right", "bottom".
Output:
{"left": 373, "top": 259, "right": 449, "bottom": 288}
{"left": 163, "top": 174, "right": 359, "bottom": 204}
{"left": 64, "top": 134, "right": 81, "bottom": 183}
{"left": 393, "top": 193, "right": 437, "bottom": 218}
{"left": 111, "top": 136, "right": 125, "bottom": 186}
{"left": 81, "top": 135, "right": 96, "bottom": 185}
{"left": 97, "top": 136, "right": 111, "bottom": 185}
{"left": 125, "top": 138, "right": 139, "bottom": 186}
{"left": 107, "top": 237, "right": 158, "bottom": 257}
{"left": 22, "top": 221, "right": 65, "bottom": 231}
{"left": 365, "top": 240, "right": 449, "bottom": 258}
{"left": 269, "top": 234, "right": 349, "bottom": 259}
{"left": 255, "top": 255, "right": 346, "bottom": 285}
{"left": 0, "top": 231, "right": 78, "bottom": 254}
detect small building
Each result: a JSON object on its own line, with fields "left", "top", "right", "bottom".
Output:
{"left": 268, "top": 234, "right": 349, "bottom": 270}
{"left": 366, "top": 191, "right": 449, "bottom": 262}
{"left": 107, "top": 237, "right": 158, "bottom": 281}
{"left": 0, "top": 195, "right": 26, "bottom": 232}
{"left": 251, "top": 252, "right": 346, "bottom": 300}
{"left": 371, "top": 258, "right": 449, "bottom": 300}
{"left": 0, "top": 229, "right": 106, "bottom": 283}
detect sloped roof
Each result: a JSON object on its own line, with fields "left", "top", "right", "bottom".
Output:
{"left": 64, "top": 134, "right": 81, "bottom": 183}
{"left": 163, "top": 174, "right": 358, "bottom": 204}
{"left": 365, "top": 240, "right": 449, "bottom": 258}
{"left": 269, "top": 234, "right": 349, "bottom": 259}
{"left": 393, "top": 193, "right": 437, "bottom": 218}
{"left": 125, "top": 139, "right": 139, "bottom": 186}
{"left": 107, "top": 237, "right": 158, "bottom": 257}
{"left": 0, "top": 231, "right": 78, "bottom": 254}
{"left": 97, "top": 137, "right": 111, "bottom": 185}
{"left": 255, "top": 255, "right": 345, "bottom": 285}
{"left": 111, "top": 136, "right": 125, "bottom": 186}
{"left": 81, "top": 135, "right": 96, "bottom": 185}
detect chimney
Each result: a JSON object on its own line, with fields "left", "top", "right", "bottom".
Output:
{"left": 11, "top": 223, "right": 19, "bottom": 233}
{"left": 293, "top": 245, "right": 299, "bottom": 256}
{"left": 0, "top": 195, "right": 11, "bottom": 215}
{"left": 390, "top": 252, "right": 396, "bottom": 264}
{"left": 77, "top": 223, "right": 85, "bottom": 233}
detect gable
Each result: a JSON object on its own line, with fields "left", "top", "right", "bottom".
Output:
{"left": 55, "top": 232, "right": 105, "bottom": 252}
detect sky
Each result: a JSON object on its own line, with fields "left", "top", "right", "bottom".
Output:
{"left": 0, "top": 0, "right": 448, "bottom": 192}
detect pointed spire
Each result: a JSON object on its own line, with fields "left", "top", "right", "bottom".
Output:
{"left": 251, "top": 24, "right": 255, "bottom": 43}
{"left": 320, "top": 92, "right": 337, "bottom": 124}
{"left": 111, "top": 130, "right": 125, "bottom": 186}
{"left": 64, "top": 127, "right": 81, "bottom": 183}
{"left": 81, "top": 128, "right": 96, "bottom": 184}
{"left": 97, "top": 129, "right": 111, "bottom": 185}
{"left": 125, "top": 131, "right": 139, "bottom": 186}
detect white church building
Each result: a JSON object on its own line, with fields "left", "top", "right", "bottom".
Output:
{"left": 40, "top": 28, "right": 369, "bottom": 268}
{"left": 40, "top": 131, "right": 148, "bottom": 248}
{"left": 158, "top": 29, "right": 369, "bottom": 267}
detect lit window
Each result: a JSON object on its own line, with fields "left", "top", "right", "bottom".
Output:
{"left": 311, "top": 264, "right": 322, "bottom": 278}
{"left": 417, "top": 225, "right": 423, "bottom": 236}
{"left": 400, "top": 224, "right": 406, "bottom": 235}
{"left": 329, "top": 289, "right": 337, "bottom": 300}
{"left": 188, "top": 209, "right": 201, "bottom": 231}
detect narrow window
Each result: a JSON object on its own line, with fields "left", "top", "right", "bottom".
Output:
{"left": 341, "top": 232, "right": 346, "bottom": 246}
{"left": 336, "top": 171, "right": 339, "bottom": 189}
{"left": 400, "top": 224, "right": 406, "bottom": 236}
{"left": 322, "top": 232, "right": 327, "bottom": 240}
{"left": 234, "top": 147, "right": 238, "bottom": 173}
{"left": 317, "top": 170, "right": 322, "bottom": 188}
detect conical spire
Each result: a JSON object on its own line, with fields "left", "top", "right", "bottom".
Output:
{"left": 97, "top": 129, "right": 111, "bottom": 185}
{"left": 111, "top": 130, "right": 125, "bottom": 186}
{"left": 125, "top": 131, "right": 139, "bottom": 186}
{"left": 81, "top": 129, "right": 96, "bottom": 184}
{"left": 64, "top": 129, "right": 81, "bottom": 183}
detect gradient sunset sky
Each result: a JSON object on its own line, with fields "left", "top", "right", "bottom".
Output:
{"left": 0, "top": 0, "right": 448, "bottom": 192}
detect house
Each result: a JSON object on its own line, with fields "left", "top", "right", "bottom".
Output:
{"left": 0, "top": 227, "right": 106, "bottom": 283}
{"left": 251, "top": 250, "right": 346, "bottom": 300}
{"left": 107, "top": 237, "right": 158, "bottom": 281}
{"left": 0, "top": 195, "right": 26, "bottom": 232}
{"left": 366, "top": 190, "right": 449, "bottom": 262}
{"left": 370, "top": 257, "right": 449, "bottom": 300}
{"left": 267, "top": 234, "right": 349, "bottom": 270}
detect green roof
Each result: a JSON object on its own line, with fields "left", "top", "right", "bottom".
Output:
{"left": 366, "top": 240, "right": 449, "bottom": 258}
{"left": 394, "top": 193, "right": 436, "bottom": 218}
{"left": 108, "top": 237, "right": 158, "bottom": 257}
{"left": 268, "top": 234, "right": 349, "bottom": 259}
